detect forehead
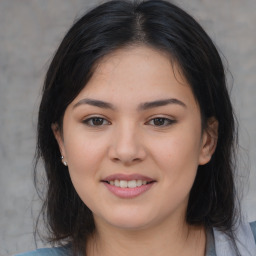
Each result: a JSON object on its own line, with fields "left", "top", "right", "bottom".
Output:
{"left": 72, "top": 45, "right": 196, "bottom": 108}
{"left": 95, "top": 46, "right": 172, "bottom": 74}
{"left": 93, "top": 46, "right": 183, "bottom": 83}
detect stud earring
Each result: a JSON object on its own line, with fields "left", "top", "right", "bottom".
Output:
{"left": 61, "top": 155, "right": 68, "bottom": 166}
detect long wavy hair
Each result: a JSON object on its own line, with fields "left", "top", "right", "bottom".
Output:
{"left": 35, "top": 0, "right": 240, "bottom": 255}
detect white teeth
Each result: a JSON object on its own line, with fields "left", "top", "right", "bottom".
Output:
{"left": 108, "top": 179, "right": 150, "bottom": 188}
{"left": 137, "top": 180, "right": 142, "bottom": 186}
{"left": 120, "top": 180, "right": 128, "bottom": 188}
{"left": 128, "top": 180, "right": 137, "bottom": 188}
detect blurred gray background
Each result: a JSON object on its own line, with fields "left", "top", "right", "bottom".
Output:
{"left": 0, "top": 0, "right": 255, "bottom": 255}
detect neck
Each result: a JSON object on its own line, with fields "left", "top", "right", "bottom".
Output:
{"left": 86, "top": 217, "right": 206, "bottom": 256}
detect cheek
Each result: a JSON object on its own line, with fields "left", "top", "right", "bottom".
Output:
{"left": 64, "top": 132, "right": 108, "bottom": 184}
{"left": 150, "top": 125, "right": 202, "bottom": 183}
{"left": 64, "top": 137, "right": 107, "bottom": 209}
{"left": 153, "top": 130, "right": 201, "bottom": 162}
{"left": 64, "top": 121, "right": 109, "bottom": 163}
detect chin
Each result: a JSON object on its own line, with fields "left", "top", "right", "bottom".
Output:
{"left": 95, "top": 209, "right": 156, "bottom": 231}
{"left": 109, "top": 218, "right": 153, "bottom": 230}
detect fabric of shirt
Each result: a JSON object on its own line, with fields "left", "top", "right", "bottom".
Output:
{"left": 15, "top": 221, "right": 256, "bottom": 256}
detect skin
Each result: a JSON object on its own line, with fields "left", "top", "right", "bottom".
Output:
{"left": 53, "top": 46, "right": 218, "bottom": 256}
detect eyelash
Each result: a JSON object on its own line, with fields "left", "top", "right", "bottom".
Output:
{"left": 83, "top": 116, "right": 176, "bottom": 127}
{"left": 83, "top": 117, "right": 111, "bottom": 127}
{"left": 146, "top": 117, "right": 176, "bottom": 127}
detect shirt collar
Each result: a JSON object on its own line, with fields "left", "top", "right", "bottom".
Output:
{"left": 206, "top": 228, "right": 216, "bottom": 256}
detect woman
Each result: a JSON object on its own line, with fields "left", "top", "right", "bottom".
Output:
{"left": 17, "top": 0, "right": 256, "bottom": 255}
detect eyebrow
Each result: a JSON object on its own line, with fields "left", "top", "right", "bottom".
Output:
{"left": 73, "top": 98, "right": 186, "bottom": 110}
{"left": 137, "top": 98, "right": 186, "bottom": 111}
{"left": 73, "top": 98, "right": 115, "bottom": 110}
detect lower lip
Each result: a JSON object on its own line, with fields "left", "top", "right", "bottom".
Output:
{"left": 103, "top": 182, "right": 155, "bottom": 199}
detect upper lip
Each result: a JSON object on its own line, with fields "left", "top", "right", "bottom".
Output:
{"left": 102, "top": 173, "right": 155, "bottom": 182}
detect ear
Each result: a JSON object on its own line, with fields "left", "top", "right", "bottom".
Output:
{"left": 199, "top": 117, "right": 218, "bottom": 165}
{"left": 51, "top": 123, "right": 66, "bottom": 158}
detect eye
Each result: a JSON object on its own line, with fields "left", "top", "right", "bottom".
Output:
{"left": 146, "top": 117, "right": 176, "bottom": 127}
{"left": 83, "top": 117, "right": 110, "bottom": 127}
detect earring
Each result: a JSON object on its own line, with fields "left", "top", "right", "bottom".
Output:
{"left": 61, "top": 155, "right": 68, "bottom": 166}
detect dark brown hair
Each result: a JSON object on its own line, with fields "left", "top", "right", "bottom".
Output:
{"left": 35, "top": 0, "right": 240, "bottom": 255}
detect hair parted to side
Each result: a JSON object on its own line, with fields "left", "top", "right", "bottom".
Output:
{"left": 35, "top": 0, "right": 240, "bottom": 255}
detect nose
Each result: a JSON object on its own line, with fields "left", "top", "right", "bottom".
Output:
{"left": 108, "top": 124, "right": 146, "bottom": 165}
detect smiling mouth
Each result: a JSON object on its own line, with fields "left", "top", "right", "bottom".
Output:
{"left": 103, "top": 180, "right": 155, "bottom": 188}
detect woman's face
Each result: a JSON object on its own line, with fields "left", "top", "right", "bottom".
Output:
{"left": 54, "top": 46, "right": 216, "bottom": 231}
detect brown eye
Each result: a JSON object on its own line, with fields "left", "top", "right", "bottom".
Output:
{"left": 83, "top": 117, "right": 110, "bottom": 126}
{"left": 147, "top": 118, "right": 176, "bottom": 127}
{"left": 153, "top": 118, "right": 165, "bottom": 126}
{"left": 92, "top": 118, "right": 104, "bottom": 126}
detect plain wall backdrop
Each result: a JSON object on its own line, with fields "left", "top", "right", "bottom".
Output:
{"left": 0, "top": 0, "right": 255, "bottom": 255}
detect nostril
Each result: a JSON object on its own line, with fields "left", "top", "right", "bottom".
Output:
{"left": 108, "top": 140, "right": 146, "bottom": 164}
{"left": 112, "top": 157, "right": 120, "bottom": 162}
